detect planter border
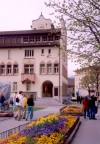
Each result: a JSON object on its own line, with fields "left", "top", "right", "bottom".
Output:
{"left": 57, "top": 116, "right": 81, "bottom": 144}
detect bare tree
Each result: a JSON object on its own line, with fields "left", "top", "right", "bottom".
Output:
{"left": 76, "top": 65, "right": 100, "bottom": 96}
{"left": 45, "top": 0, "right": 100, "bottom": 65}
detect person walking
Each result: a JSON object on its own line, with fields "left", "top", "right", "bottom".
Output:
{"left": 89, "top": 95, "right": 97, "bottom": 120}
{"left": 22, "top": 95, "right": 27, "bottom": 119}
{"left": 15, "top": 91, "right": 24, "bottom": 121}
{"left": 25, "top": 94, "right": 34, "bottom": 121}
{"left": 82, "top": 96, "right": 90, "bottom": 119}
{"left": 13, "top": 92, "right": 17, "bottom": 111}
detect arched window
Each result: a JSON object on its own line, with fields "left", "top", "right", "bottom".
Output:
{"left": 47, "top": 61, "right": 52, "bottom": 74}
{"left": 54, "top": 61, "right": 59, "bottom": 74}
{"left": 7, "top": 62, "right": 12, "bottom": 75}
{"left": 0, "top": 62, "right": 6, "bottom": 75}
{"left": 40, "top": 61, "right": 45, "bottom": 74}
{"left": 13, "top": 62, "right": 18, "bottom": 74}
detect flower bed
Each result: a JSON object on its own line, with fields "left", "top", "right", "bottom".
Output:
{"left": 0, "top": 110, "right": 14, "bottom": 117}
{"left": 60, "top": 104, "right": 83, "bottom": 116}
{"left": 0, "top": 113, "right": 80, "bottom": 144}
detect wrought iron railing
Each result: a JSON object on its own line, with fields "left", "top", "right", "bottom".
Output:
{"left": 0, "top": 122, "right": 30, "bottom": 140}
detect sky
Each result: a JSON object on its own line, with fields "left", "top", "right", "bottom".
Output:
{"left": 0, "top": 0, "right": 79, "bottom": 77}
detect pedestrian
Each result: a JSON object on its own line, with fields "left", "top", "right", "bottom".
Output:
{"left": 79, "top": 96, "right": 82, "bottom": 104}
{"left": 0, "top": 91, "right": 5, "bottom": 110}
{"left": 82, "top": 96, "right": 90, "bottom": 119}
{"left": 13, "top": 92, "right": 17, "bottom": 111}
{"left": 15, "top": 91, "right": 24, "bottom": 121}
{"left": 25, "top": 94, "right": 34, "bottom": 121}
{"left": 22, "top": 95, "right": 27, "bottom": 119}
{"left": 89, "top": 95, "right": 97, "bottom": 120}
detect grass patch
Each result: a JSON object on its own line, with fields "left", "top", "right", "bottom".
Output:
{"left": 9, "top": 106, "right": 44, "bottom": 111}
{"left": 34, "top": 107, "right": 44, "bottom": 111}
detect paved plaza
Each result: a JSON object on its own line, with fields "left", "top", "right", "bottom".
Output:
{"left": 0, "top": 98, "right": 100, "bottom": 144}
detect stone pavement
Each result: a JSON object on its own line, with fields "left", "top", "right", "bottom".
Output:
{"left": 0, "top": 98, "right": 100, "bottom": 144}
{"left": 0, "top": 106, "right": 63, "bottom": 133}
{"left": 71, "top": 108, "right": 100, "bottom": 144}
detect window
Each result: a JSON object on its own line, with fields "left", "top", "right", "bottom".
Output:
{"left": 8, "top": 50, "right": 11, "bottom": 59}
{"left": 42, "top": 36, "right": 47, "bottom": 41}
{"left": 54, "top": 63, "right": 59, "bottom": 74}
{"left": 48, "top": 36, "right": 53, "bottom": 41}
{"left": 48, "top": 49, "right": 51, "bottom": 54}
{"left": 40, "top": 64, "right": 45, "bottom": 74}
{"left": 25, "top": 50, "right": 34, "bottom": 57}
{"left": 13, "top": 82, "right": 17, "bottom": 91}
{"left": 29, "top": 36, "right": 34, "bottom": 43}
{"left": 36, "top": 36, "right": 40, "bottom": 42}
{"left": 13, "top": 64, "right": 18, "bottom": 74}
{"left": 55, "top": 36, "right": 60, "bottom": 41}
{"left": 24, "top": 64, "right": 34, "bottom": 74}
{"left": 7, "top": 64, "right": 12, "bottom": 74}
{"left": 0, "top": 38, "right": 4, "bottom": 44}
{"left": 41, "top": 49, "right": 44, "bottom": 55}
{"left": 47, "top": 64, "right": 52, "bottom": 74}
{"left": 0, "top": 65, "right": 5, "bottom": 75}
{"left": 54, "top": 87, "right": 58, "bottom": 96}
{"left": 26, "top": 82, "right": 31, "bottom": 91}
{"left": 23, "top": 37, "right": 29, "bottom": 43}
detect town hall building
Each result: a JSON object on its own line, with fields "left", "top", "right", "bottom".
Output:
{"left": 0, "top": 13, "right": 68, "bottom": 101}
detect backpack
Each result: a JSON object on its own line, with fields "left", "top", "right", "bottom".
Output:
{"left": 16, "top": 97, "right": 20, "bottom": 102}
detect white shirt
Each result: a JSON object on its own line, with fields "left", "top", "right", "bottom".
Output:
{"left": 16, "top": 94, "right": 24, "bottom": 107}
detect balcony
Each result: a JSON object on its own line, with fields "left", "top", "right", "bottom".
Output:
{"left": 21, "top": 73, "right": 35, "bottom": 84}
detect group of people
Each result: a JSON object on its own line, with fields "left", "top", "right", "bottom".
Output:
{"left": 13, "top": 91, "right": 35, "bottom": 121}
{"left": 82, "top": 95, "right": 97, "bottom": 120}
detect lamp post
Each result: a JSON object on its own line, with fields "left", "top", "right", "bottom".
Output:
{"left": 96, "top": 73, "right": 99, "bottom": 97}
{"left": 88, "top": 84, "right": 91, "bottom": 97}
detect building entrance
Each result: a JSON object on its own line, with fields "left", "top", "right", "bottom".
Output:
{"left": 42, "top": 81, "right": 53, "bottom": 97}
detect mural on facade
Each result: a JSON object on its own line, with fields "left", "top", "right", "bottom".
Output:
{"left": 0, "top": 82, "right": 11, "bottom": 99}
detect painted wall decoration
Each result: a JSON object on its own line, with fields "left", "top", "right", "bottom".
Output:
{"left": 0, "top": 82, "right": 11, "bottom": 99}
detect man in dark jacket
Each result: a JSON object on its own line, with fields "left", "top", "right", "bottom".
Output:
{"left": 89, "top": 95, "right": 97, "bottom": 120}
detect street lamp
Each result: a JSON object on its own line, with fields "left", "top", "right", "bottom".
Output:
{"left": 96, "top": 73, "right": 99, "bottom": 97}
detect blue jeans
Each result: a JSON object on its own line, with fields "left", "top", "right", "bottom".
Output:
{"left": 26, "top": 106, "right": 34, "bottom": 120}
{"left": 83, "top": 109, "right": 90, "bottom": 119}
{"left": 0, "top": 103, "right": 3, "bottom": 110}
{"left": 13, "top": 102, "right": 16, "bottom": 111}
{"left": 90, "top": 106, "right": 96, "bottom": 119}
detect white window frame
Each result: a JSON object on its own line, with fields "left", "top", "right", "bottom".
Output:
{"left": 48, "top": 49, "right": 51, "bottom": 56}
{"left": 29, "top": 36, "right": 34, "bottom": 43}
{"left": 54, "top": 63, "right": 59, "bottom": 74}
{"left": 13, "top": 64, "right": 18, "bottom": 74}
{"left": 47, "top": 64, "right": 52, "bottom": 74}
{"left": 0, "top": 65, "right": 5, "bottom": 75}
{"left": 25, "top": 49, "right": 34, "bottom": 57}
{"left": 24, "top": 64, "right": 34, "bottom": 74}
{"left": 40, "top": 64, "right": 45, "bottom": 74}
{"left": 7, "top": 64, "right": 12, "bottom": 75}
{"left": 23, "top": 37, "right": 29, "bottom": 43}
{"left": 42, "top": 36, "right": 47, "bottom": 42}
{"left": 8, "top": 50, "right": 11, "bottom": 59}
{"left": 26, "top": 82, "right": 31, "bottom": 91}
{"left": 13, "top": 82, "right": 17, "bottom": 91}
{"left": 41, "top": 49, "right": 44, "bottom": 55}
{"left": 36, "top": 36, "right": 40, "bottom": 42}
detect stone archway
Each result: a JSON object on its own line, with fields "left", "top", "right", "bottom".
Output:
{"left": 42, "top": 81, "right": 53, "bottom": 97}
